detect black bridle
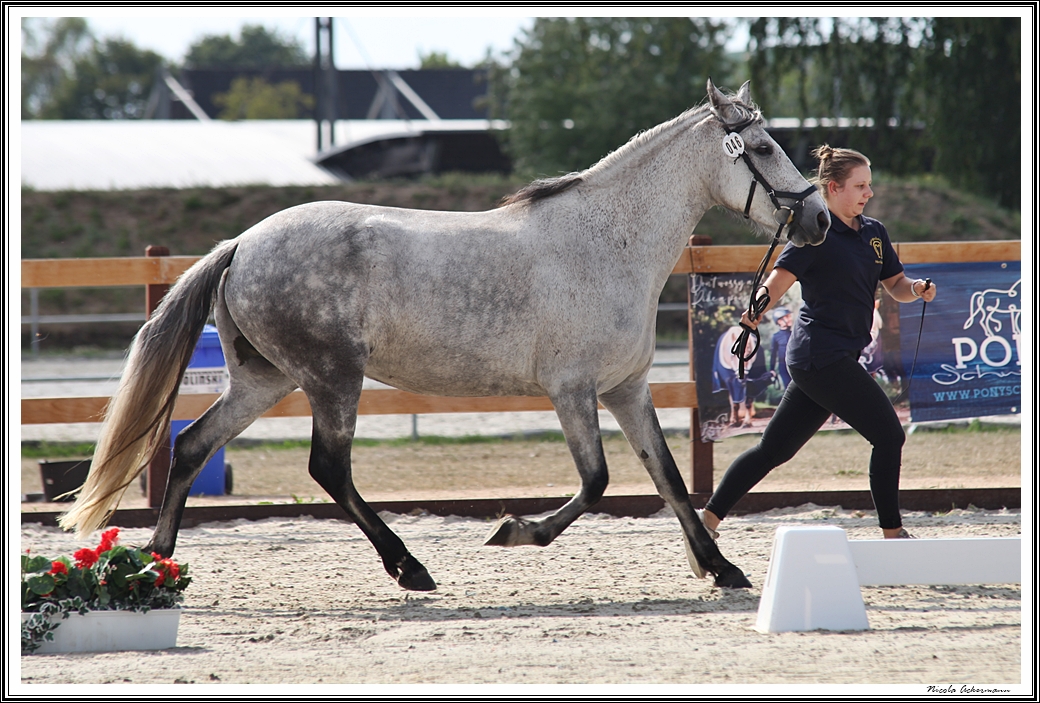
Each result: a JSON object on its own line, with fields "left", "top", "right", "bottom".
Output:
{"left": 718, "top": 114, "right": 818, "bottom": 379}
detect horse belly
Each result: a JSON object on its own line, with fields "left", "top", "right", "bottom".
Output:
{"left": 364, "top": 339, "right": 544, "bottom": 398}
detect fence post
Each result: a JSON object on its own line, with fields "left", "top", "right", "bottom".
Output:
{"left": 687, "top": 235, "right": 713, "bottom": 495}
{"left": 30, "top": 288, "right": 40, "bottom": 355}
{"left": 145, "top": 246, "right": 171, "bottom": 508}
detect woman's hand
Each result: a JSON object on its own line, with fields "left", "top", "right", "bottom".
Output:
{"left": 740, "top": 307, "right": 761, "bottom": 330}
{"left": 741, "top": 267, "right": 798, "bottom": 330}
{"left": 883, "top": 272, "right": 937, "bottom": 303}
{"left": 913, "top": 278, "right": 937, "bottom": 302}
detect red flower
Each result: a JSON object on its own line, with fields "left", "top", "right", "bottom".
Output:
{"left": 151, "top": 555, "right": 180, "bottom": 585}
{"left": 97, "top": 527, "right": 120, "bottom": 553}
{"left": 49, "top": 561, "right": 68, "bottom": 576}
{"left": 74, "top": 548, "right": 99, "bottom": 568}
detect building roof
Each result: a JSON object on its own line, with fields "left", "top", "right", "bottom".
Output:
{"left": 178, "top": 68, "right": 491, "bottom": 122}
{"left": 19, "top": 119, "right": 500, "bottom": 191}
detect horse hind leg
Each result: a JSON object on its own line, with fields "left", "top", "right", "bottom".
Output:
{"left": 599, "top": 381, "right": 752, "bottom": 589}
{"left": 146, "top": 358, "right": 297, "bottom": 556}
{"left": 147, "top": 292, "right": 297, "bottom": 557}
{"left": 485, "top": 385, "right": 608, "bottom": 548}
{"left": 306, "top": 383, "right": 435, "bottom": 592}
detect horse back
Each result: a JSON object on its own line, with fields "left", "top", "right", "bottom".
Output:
{"left": 222, "top": 200, "right": 657, "bottom": 397}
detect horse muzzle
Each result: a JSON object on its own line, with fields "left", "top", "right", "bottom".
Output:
{"left": 785, "top": 199, "right": 830, "bottom": 248}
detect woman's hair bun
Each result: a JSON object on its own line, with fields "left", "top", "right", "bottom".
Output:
{"left": 810, "top": 144, "right": 869, "bottom": 190}
{"left": 811, "top": 144, "right": 835, "bottom": 162}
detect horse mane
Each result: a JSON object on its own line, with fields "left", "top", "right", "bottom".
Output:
{"left": 499, "top": 91, "right": 760, "bottom": 208}
{"left": 499, "top": 173, "right": 584, "bottom": 206}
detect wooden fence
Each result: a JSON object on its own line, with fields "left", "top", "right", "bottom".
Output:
{"left": 21, "top": 239, "right": 1020, "bottom": 508}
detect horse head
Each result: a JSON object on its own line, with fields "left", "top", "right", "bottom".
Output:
{"left": 706, "top": 79, "right": 829, "bottom": 248}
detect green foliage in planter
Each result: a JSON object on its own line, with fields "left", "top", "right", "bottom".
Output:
{"left": 21, "top": 527, "right": 190, "bottom": 653}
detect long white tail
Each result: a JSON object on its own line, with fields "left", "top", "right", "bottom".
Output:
{"left": 59, "top": 240, "right": 238, "bottom": 537}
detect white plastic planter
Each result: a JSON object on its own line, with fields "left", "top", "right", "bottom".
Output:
{"left": 22, "top": 608, "right": 181, "bottom": 654}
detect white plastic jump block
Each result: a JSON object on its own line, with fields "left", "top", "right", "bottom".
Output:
{"left": 755, "top": 526, "right": 870, "bottom": 633}
{"left": 755, "top": 527, "right": 1022, "bottom": 633}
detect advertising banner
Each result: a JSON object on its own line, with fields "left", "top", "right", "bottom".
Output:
{"left": 900, "top": 262, "right": 1021, "bottom": 422}
{"left": 689, "top": 273, "right": 811, "bottom": 441}
{"left": 691, "top": 259, "right": 1021, "bottom": 442}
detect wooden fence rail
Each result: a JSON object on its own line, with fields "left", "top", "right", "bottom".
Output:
{"left": 21, "top": 382, "right": 699, "bottom": 425}
{"left": 20, "top": 239, "right": 1021, "bottom": 507}
{"left": 19, "top": 240, "right": 1022, "bottom": 288}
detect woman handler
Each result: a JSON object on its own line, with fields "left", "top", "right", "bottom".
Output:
{"left": 698, "top": 145, "right": 938, "bottom": 551}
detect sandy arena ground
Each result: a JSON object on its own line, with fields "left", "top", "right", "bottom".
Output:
{"left": 17, "top": 352, "right": 1029, "bottom": 693}
{"left": 17, "top": 504, "right": 1024, "bottom": 693}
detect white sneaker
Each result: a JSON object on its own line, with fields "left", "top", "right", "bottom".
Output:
{"left": 684, "top": 510, "right": 719, "bottom": 578}
{"left": 698, "top": 509, "right": 720, "bottom": 540}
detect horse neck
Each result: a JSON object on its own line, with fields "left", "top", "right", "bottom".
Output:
{"left": 578, "top": 109, "right": 716, "bottom": 282}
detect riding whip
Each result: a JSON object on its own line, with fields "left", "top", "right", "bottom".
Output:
{"left": 892, "top": 278, "right": 931, "bottom": 405}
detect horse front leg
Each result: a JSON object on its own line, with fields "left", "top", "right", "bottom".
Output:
{"left": 307, "top": 389, "right": 435, "bottom": 592}
{"left": 485, "top": 386, "right": 608, "bottom": 548}
{"left": 599, "top": 381, "right": 752, "bottom": 589}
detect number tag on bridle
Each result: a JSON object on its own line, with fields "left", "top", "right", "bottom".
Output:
{"left": 722, "top": 132, "right": 745, "bottom": 158}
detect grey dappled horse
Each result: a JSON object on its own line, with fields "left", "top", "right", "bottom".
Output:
{"left": 61, "top": 80, "right": 829, "bottom": 591}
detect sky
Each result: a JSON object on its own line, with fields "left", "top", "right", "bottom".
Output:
{"left": 15, "top": 8, "right": 755, "bottom": 69}
{"left": 17, "top": 7, "right": 1027, "bottom": 71}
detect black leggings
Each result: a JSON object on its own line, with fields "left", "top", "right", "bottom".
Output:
{"left": 705, "top": 353, "right": 906, "bottom": 529}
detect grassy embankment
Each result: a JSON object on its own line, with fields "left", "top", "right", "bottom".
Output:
{"left": 21, "top": 172, "right": 1020, "bottom": 351}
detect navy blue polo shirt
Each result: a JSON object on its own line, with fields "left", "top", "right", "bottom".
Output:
{"left": 775, "top": 213, "right": 903, "bottom": 370}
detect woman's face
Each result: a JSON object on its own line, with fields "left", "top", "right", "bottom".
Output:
{"left": 827, "top": 164, "right": 873, "bottom": 225}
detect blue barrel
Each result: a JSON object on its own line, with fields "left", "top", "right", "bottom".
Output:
{"left": 171, "top": 325, "right": 229, "bottom": 495}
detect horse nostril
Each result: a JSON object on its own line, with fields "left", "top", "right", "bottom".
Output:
{"left": 816, "top": 210, "right": 830, "bottom": 234}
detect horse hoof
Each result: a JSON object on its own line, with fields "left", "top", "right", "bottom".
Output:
{"left": 713, "top": 565, "right": 753, "bottom": 589}
{"left": 398, "top": 566, "right": 437, "bottom": 592}
{"left": 484, "top": 516, "right": 520, "bottom": 547}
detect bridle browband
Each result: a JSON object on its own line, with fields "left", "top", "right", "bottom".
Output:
{"left": 713, "top": 112, "right": 818, "bottom": 380}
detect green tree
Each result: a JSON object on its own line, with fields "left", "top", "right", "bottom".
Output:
{"left": 184, "top": 24, "right": 310, "bottom": 68}
{"left": 489, "top": 17, "right": 734, "bottom": 176}
{"left": 22, "top": 18, "right": 166, "bottom": 120}
{"left": 21, "top": 18, "right": 93, "bottom": 118}
{"left": 747, "top": 17, "right": 931, "bottom": 174}
{"left": 418, "top": 50, "right": 463, "bottom": 69}
{"left": 745, "top": 16, "right": 1020, "bottom": 208}
{"left": 924, "top": 17, "right": 1021, "bottom": 209}
{"left": 213, "top": 76, "right": 315, "bottom": 119}
{"left": 48, "top": 38, "right": 165, "bottom": 119}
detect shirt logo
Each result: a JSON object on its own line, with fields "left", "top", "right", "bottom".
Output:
{"left": 870, "top": 237, "right": 884, "bottom": 263}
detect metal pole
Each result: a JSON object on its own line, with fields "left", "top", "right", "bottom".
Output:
{"left": 314, "top": 18, "right": 336, "bottom": 152}
{"left": 314, "top": 18, "right": 323, "bottom": 152}
{"left": 326, "top": 18, "right": 335, "bottom": 146}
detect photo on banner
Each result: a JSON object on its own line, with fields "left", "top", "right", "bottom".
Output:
{"left": 690, "top": 272, "right": 908, "bottom": 442}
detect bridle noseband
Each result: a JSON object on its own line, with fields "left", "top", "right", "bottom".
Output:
{"left": 716, "top": 113, "right": 818, "bottom": 380}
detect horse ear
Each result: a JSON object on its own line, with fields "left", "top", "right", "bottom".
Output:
{"left": 706, "top": 78, "right": 742, "bottom": 128}
{"left": 736, "top": 81, "right": 752, "bottom": 106}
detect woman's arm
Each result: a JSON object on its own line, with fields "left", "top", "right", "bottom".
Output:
{"left": 740, "top": 267, "right": 799, "bottom": 330}
{"left": 882, "top": 272, "right": 937, "bottom": 304}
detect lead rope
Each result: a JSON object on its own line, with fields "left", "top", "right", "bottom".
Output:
{"left": 716, "top": 113, "right": 816, "bottom": 380}
{"left": 730, "top": 221, "right": 786, "bottom": 379}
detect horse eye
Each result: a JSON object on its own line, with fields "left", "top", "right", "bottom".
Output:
{"left": 754, "top": 144, "right": 774, "bottom": 156}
